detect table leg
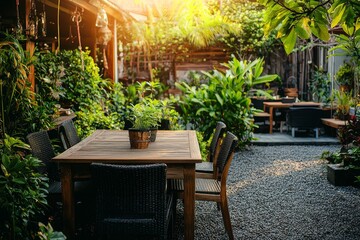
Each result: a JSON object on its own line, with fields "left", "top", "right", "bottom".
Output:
{"left": 183, "top": 164, "right": 195, "bottom": 240}
{"left": 268, "top": 107, "right": 274, "bottom": 134}
{"left": 61, "top": 164, "right": 75, "bottom": 239}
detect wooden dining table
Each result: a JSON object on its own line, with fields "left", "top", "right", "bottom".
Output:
{"left": 52, "top": 130, "right": 202, "bottom": 240}
{"left": 263, "top": 101, "right": 321, "bottom": 134}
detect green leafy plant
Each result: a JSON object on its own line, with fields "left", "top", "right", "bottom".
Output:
{"left": 209, "top": 0, "right": 279, "bottom": 57}
{"left": 158, "top": 96, "right": 183, "bottom": 130}
{"left": 196, "top": 131, "right": 208, "bottom": 161}
{"left": 35, "top": 49, "right": 126, "bottom": 139}
{"left": 332, "top": 89, "right": 353, "bottom": 119}
{"left": 337, "top": 116, "right": 360, "bottom": 147}
{"left": 259, "top": 0, "right": 360, "bottom": 54}
{"left": 309, "top": 67, "right": 331, "bottom": 103}
{"left": 335, "top": 62, "right": 354, "bottom": 87}
{"left": 0, "top": 34, "right": 54, "bottom": 139}
{"left": 176, "top": 56, "right": 277, "bottom": 148}
{"left": 37, "top": 222, "right": 66, "bottom": 240}
{"left": 129, "top": 101, "right": 162, "bottom": 130}
{"left": 0, "top": 135, "right": 49, "bottom": 239}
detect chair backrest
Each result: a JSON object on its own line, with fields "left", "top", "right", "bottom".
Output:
{"left": 208, "top": 121, "right": 226, "bottom": 163}
{"left": 215, "top": 131, "right": 238, "bottom": 181}
{"left": 90, "top": 163, "right": 168, "bottom": 238}
{"left": 287, "top": 107, "right": 323, "bottom": 128}
{"left": 58, "top": 119, "right": 80, "bottom": 150}
{"left": 26, "top": 131, "right": 58, "bottom": 181}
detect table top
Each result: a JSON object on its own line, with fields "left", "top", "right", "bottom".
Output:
{"left": 263, "top": 101, "right": 321, "bottom": 108}
{"left": 53, "top": 130, "right": 202, "bottom": 164}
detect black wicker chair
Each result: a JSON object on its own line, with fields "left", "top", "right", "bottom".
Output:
{"left": 286, "top": 107, "right": 324, "bottom": 138}
{"left": 58, "top": 119, "right": 81, "bottom": 150}
{"left": 27, "top": 130, "right": 60, "bottom": 183}
{"left": 195, "top": 121, "right": 226, "bottom": 178}
{"left": 90, "top": 163, "right": 174, "bottom": 240}
{"left": 26, "top": 131, "right": 92, "bottom": 201}
{"left": 170, "top": 132, "right": 238, "bottom": 240}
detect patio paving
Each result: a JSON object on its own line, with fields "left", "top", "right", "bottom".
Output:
{"left": 252, "top": 132, "right": 340, "bottom": 146}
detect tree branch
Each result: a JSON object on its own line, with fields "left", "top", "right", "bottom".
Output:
{"left": 273, "top": 0, "right": 332, "bottom": 17}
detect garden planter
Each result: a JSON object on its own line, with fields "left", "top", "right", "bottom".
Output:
{"left": 128, "top": 129, "right": 150, "bottom": 149}
{"left": 327, "top": 164, "right": 360, "bottom": 186}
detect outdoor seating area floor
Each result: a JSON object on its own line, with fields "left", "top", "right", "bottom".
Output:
{"left": 56, "top": 143, "right": 360, "bottom": 240}
{"left": 174, "top": 145, "right": 360, "bottom": 239}
{"left": 252, "top": 132, "right": 340, "bottom": 145}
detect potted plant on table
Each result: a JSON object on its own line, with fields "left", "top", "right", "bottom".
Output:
{"left": 128, "top": 102, "right": 161, "bottom": 148}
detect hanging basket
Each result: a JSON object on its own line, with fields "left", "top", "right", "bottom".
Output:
{"left": 128, "top": 129, "right": 150, "bottom": 149}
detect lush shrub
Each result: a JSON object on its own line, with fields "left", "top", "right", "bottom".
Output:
{"left": 0, "top": 135, "right": 48, "bottom": 239}
{"left": 35, "top": 49, "right": 126, "bottom": 138}
{"left": 0, "top": 35, "right": 54, "bottom": 139}
{"left": 176, "top": 56, "right": 277, "bottom": 148}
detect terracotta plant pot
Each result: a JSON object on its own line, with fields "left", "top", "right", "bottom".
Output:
{"left": 128, "top": 129, "right": 150, "bottom": 149}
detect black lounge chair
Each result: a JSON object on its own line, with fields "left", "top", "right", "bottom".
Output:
{"left": 286, "top": 107, "right": 323, "bottom": 138}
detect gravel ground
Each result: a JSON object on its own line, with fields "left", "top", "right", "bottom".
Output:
{"left": 174, "top": 145, "right": 360, "bottom": 240}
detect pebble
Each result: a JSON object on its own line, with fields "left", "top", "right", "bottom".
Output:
{"left": 174, "top": 145, "right": 360, "bottom": 240}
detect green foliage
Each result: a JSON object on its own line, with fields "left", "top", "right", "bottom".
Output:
{"left": 0, "top": 34, "right": 54, "bottom": 139}
{"left": 260, "top": 0, "right": 360, "bottom": 54}
{"left": 335, "top": 62, "right": 355, "bottom": 86}
{"left": 37, "top": 222, "right": 66, "bottom": 240}
{"left": 158, "top": 96, "right": 183, "bottom": 130}
{"left": 35, "top": 50, "right": 126, "bottom": 139}
{"left": 196, "top": 131, "right": 208, "bottom": 161}
{"left": 321, "top": 150, "right": 343, "bottom": 164}
{"left": 332, "top": 89, "right": 353, "bottom": 117}
{"left": 75, "top": 102, "right": 123, "bottom": 139}
{"left": 34, "top": 51, "right": 63, "bottom": 104}
{"left": 176, "top": 56, "right": 277, "bottom": 148}
{"left": 209, "top": 0, "right": 278, "bottom": 57}
{"left": 129, "top": 101, "right": 162, "bottom": 130}
{"left": 309, "top": 67, "right": 331, "bottom": 103}
{"left": 55, "top": 49, "right": 104, "bottom": 110}
{"left": 0, "top": 135, "right": 49, "bottom": 240}
{"left": 337, "top": 116, "right": 360, "bottom": 147}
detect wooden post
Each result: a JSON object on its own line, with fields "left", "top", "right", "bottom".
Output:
{"left": 25, "top": 0, "right": 35, "bottom": 92}
{"left": 105, "top": 16, "right": 115, "bottom": 82}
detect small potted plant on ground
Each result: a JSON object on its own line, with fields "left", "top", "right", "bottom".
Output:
{"left": 128, "top": 102, "right": 160, "bottom": 148}
{"left": 324, "top": 115, "right": 360, "bottom": 186}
